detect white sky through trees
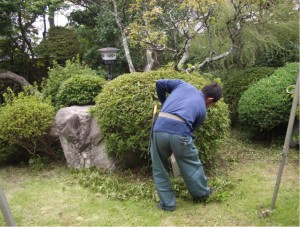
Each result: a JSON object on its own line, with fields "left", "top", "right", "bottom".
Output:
{"left": 33, "top": 5, "right": 83, "bottom": 40}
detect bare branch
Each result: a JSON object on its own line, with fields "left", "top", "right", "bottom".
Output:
{"left": 198, "top": 46, "right": 235, "bottom": 69}
{"left": 177, "top": 39, "right": 191, "bottom": 69}
{"left": 195, "top": 2, "right": 254, "bottom": 71}
{"left": 141, "top": 40, "right": 175, "bottom": 52}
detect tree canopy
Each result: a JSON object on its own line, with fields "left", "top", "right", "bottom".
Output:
{"left": 36, "top": 26, "right": 85, "bottom": 64}
{"left": 0, "top": 0, "right": 69, "bottom": 80}
{"left": 0, "top": 0, "right": 298, "bottom": 81}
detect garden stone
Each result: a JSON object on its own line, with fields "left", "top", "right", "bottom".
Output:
{"left": 55, "top": 105, "right": 116, "bottom": 170}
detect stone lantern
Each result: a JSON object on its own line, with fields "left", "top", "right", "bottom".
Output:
{"left": 98, "top": 47, "right": 120, "bottom": 80}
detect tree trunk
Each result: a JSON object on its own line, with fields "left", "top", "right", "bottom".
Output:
{"left": 143, "top": 49, "right": 154, "bottom": 72}
{"left": 48, "top": 15, "right": 55, "bottom": 28}
{"left": 17, "top": 12, "right": 36, "bottom": 59}
{"left": 121, "top": 31, "right": 136, "bottom": 72}
{"left": 177, "top": 39, "right": 191, "bottom": 69}
{"left": 48, "top": 5, "right": 56, "bottom": 28}
{"left": 43, "top": 14, "right": 47, "bottom": 38}
{"left": 111, "top": 0, "right": 136, "bottom": 72}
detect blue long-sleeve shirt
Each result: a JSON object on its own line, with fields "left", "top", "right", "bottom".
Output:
{"left": 153, "top": 79, "right": 207, "bottom": 137}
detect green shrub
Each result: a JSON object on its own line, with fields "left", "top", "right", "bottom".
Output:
{"left": 35, "top": 27, "right": 84, "bottom": 63}
{"left": 91, "top": 70, "right": 230, "bottom": 170}
{"left": 238, "top": 62, "right": 299, "bottom": 132}
{"left": 0, "top": 88, "right": 57, "bottom": 159}
{"left": 223, "top": 67, "right": 276, "bottom": 125}
{"left": 42, "top": 58, "right": 100, "bottom": 107}
{"left": 56, "top": 74, "right": 105, "bottom": 108}
{"left": 28, "top": 155, "right": 51, "bottom": 171}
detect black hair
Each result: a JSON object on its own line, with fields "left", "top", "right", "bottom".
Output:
{"left": 201, "top": 82, "right": 222, "bottom": 102}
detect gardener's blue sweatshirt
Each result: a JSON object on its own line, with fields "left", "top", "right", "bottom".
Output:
{"left": 153, "top": 79, "right": 207, "bottom": 137}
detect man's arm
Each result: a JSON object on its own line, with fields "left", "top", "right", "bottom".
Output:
{"left": 156, "top": 79, "right": 182, "bottom": 104}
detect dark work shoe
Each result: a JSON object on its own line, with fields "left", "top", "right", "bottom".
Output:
{"left": 156, "top": 202, "right": 175, "bottom": 212}
{"left": 193, "top": 188, "right": 214, "bottom": 203}
{"left": 193, "top": 196, "right": 209, "bottom": 203}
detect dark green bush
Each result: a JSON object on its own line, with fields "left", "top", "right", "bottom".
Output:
{"left": 238, "top": 62, "right": 298, "bottom": 132}
{"left": 42, "top": 58, "right": 102, "bottom": 107}
{"left": 223, "top": 67, "right": 276, "bottom": 125}
{"left": 91, "top": 70, "right": 230, "bottom": 170}
{"left": 35, "top": 27, "right": 85, "bottom": 64}
{"left": 56, "top": 74, "right": 105, "bottom": 108}
{"left": 0, "top": 88, "right": 57, "bottom": 159}
{"left": 0, "top": 139, "right": 29, "bottom": 165}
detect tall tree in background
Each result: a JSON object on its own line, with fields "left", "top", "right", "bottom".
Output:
{"left": 42, "top": 0, "right": 67, "bottom": 38}
{"left": 111, "top": 0, "right": 135, "bottom": 72}
{"left": 0, "top": 0, "right": 70, "bottom": 81}
{"left": 47, "top": 0, "right": 67, "bottom": 28}
{"left": 0, "top": 0, "right": 45, "bottom": 58}
{"left": 127, "top": 0, "right": 264, "bottom": 72}
{"left": 251, "top": 0, "right": 299, "bottom": 67}
{"left": 0, "top": 0, "right": 46, "bottom": 80}
{"left": 36, "top": 27, "right": 85, "bottom": 64}
{"left": 1, "top": 0, "right": 297, "bottom": 81}
{"left": 63, "top": 0, "right": 299, "bottom": 73}
{"left": 69, "top": 0, "right": 137, "bottom": 72}
{"left": 188, "top": 0, "right": 299, "bottom": 70}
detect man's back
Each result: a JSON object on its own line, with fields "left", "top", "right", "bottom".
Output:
{"left": 154, "top": 79, "right": 207, "bottom": 136}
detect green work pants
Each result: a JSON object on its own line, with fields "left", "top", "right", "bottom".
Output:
{"left": 150, "top": 131, "right": 211, "bottom": 210}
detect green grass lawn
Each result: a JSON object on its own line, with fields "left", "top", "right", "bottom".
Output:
{"left": 0, "top": 133, "right": 299, "bottom": 226}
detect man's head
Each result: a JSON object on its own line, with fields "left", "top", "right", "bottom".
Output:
{"left": 201, "top": 82, "right": 222, "bottom": 107}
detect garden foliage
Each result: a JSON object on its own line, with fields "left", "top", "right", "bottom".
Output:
{"left": 91, "top": 70, "right": 230, "bottom": 169}
{"left": 0, "top": 139, "right": 28, "bottom": 165}
{"left": 35, "top": 27, "right": 85, "bottom": 64}
{"left": 42, "top": 58, "right": 105, "bottom": 108}
{"left": 238, "top": 62, "right": 299, "bottom": 132}
{"left": 56, "top": 74, "right": 105, "bottom": 108}
{"left": 223, "top": 67, "right": 276, "bottom": 125}
{"left": 75, "top": 167, "right": 234, "bottom": 203}
{"left": 0, "top": 87, "right": 56, "bottom": 159}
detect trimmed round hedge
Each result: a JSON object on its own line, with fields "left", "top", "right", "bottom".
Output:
{"left": 42, "top": 59, "right": 104, "bottom": 108}
{"left": 0, "top": 89, "right": 56, "bottom": 158}
{"left": 238, "top": 62, "right": 299, "bottom": 131}
{"left": 91, "top": 70, "right": 230, "bottom": 170}
{"left": 56, "top": 74, "right": 105, "bottom": 108}
{"left": 223, "top": 67, "right": 276, "bottom": 125}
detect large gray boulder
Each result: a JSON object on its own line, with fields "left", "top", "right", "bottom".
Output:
{"left": 55, "top": 105, "right": 116, "bottom": 170}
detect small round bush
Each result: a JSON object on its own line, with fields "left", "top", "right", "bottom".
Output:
{"left": 42, "top": 59, "right": 100, "bottom": 106}
{"left": 91, "top": 70, "right": 230, "bottom": 170}
{"left": 56, "top": 74, "right": 105, "bottom": 108}
{"left": 0, "top": 88, "right": 56, "bottom": 159}
{"left": 238, "top": 62, "right": 298, "bottom": 132}
{"left": 223, "top": 67, "right": 276, "bottom": 125}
